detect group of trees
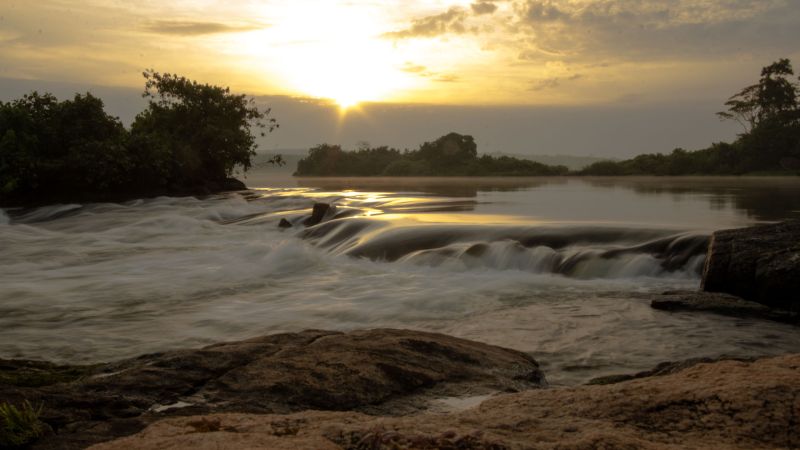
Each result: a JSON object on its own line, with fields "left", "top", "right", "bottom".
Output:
{"left": 294, "top": 133, "right": 569, "bottom": 176}
{"left": 297, "top": 58, "right": 800, "bottom": 178}
{"left": 0, "top": 70, "right": 276, "bottom": 205}
{"left": 580, "top": 58, "right": 800, "bottom": 176}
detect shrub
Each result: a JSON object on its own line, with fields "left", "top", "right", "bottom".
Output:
{"left": 0, "top": 400, "right": 44, "bottom": 448}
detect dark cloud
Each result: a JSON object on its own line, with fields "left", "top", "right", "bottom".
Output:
{"left": 143, "top": 20, "right": 264, "bottom": 36}
{"left": 471, "top": 2, "right": 498, "bottom": 15}
{"left": 523, "top": 0, "right": 567, "bottom": 22}
{"left": 529, "top": 73, "right": 583, "bottom": 91}
{"left": 382, "top": 7, "right": 468, "bottom": 39}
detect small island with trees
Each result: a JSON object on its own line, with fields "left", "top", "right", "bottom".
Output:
{"left": 0, "top": 70, "right": 279, "bottom": 207}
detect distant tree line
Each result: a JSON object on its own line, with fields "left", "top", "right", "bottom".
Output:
{"left": 296, "top": 59, "right": 800, "bottom": 178}
{"left": 294, "top": 133, "right": 569, "bottom": 176}
{"left": 0, "top": 70, "right": 277, "bottom": 205}
{"left": 578, "top": 59, "right": 800, "bottom": 176}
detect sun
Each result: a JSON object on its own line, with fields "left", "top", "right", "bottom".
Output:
{"left": 240, "top": 2, "right": 418, "bottom": 106}
{"left": 335, "top": 96, "right": 359, "bottom": 110}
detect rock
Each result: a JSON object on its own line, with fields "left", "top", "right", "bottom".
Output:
{"left": 218, "top": 178, "right": 247, "bottom": 191}
{"left": 302, "top": 203, "right": 333, "bottom": 227}
{"left": 3, "top": 329, "right": 544, "bottom": 449}
{"left": 91, "top": 354, "right": 800, "bottom": 450}
{"left": 650, "top": 290, "right": 798, "bottom": 324}
{"left": 278, "top": 218, "right": 292, "bottom": 228}
{"left": 586, "top": 355, "right": 753, "bottom": 385}
{"left": 702, "top": 220, "right": 800, "bottom": 311}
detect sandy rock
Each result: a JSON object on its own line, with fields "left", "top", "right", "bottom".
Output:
{"left": 91, "top": 354, "right": 800, "bottom": 450}
{"left": 3, "top": 329, "right": 543, "bottom": 449}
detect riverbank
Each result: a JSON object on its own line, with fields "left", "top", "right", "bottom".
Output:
{"left": 2, "top": 330, "right": 798, "bottom": 449}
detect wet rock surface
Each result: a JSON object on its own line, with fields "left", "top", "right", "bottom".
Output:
{"left": 303, "top": 202, "right": 333, "bottom": 227}
{"left": 702, "top": 219, "right": 800, "bottom": 311}
{"left": 91, "top": 354, "right": 800, "bottom": 450}
{"left": 0, "top": 329, "right": 545, "bottom": 449}
{"left": 650, "top": 290, "right": 799, "bottom": 324}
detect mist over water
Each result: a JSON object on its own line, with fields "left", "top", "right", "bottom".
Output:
{"left": 2, "top": 176, "right": 800, "bottom": 385}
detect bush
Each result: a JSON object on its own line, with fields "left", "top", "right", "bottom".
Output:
{"left": 0, "top": 401, "right": 44, "bottom": 448}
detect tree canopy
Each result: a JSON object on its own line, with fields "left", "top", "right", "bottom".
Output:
{"left": 0, "top": 71, "right": 276, "bottom": 205}
{"left": 294, "top": 132, "right": 569, "bottom": 177}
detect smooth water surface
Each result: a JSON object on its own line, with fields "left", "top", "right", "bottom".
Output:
{"left": 2, "top": 176, "right": 799, "bottom": 385}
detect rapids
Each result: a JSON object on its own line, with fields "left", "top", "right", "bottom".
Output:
{"left": 2, "top": 176, "right": 800, "bottom": 385}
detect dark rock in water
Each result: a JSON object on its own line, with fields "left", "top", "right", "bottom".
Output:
{"left": 302, "top": 203, "right": 333, "bottom": 227}
{"left": 650, "top": 290, "right": 798, "bottom": 324}
{"left": 278, "top": 218, "right": 292, "bottom": 228}
{"left": 702, "top": 220, "right": 800, "bottom": 311}
{"left": 1, "top": 329, "right": 544, "bottom": 449}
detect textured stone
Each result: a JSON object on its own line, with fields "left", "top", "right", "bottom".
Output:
{"left": 92, "top": 354, "right": 800, "bottom": 450}
{"left": 702, "top": 220, "right": 800, "bottom": 311}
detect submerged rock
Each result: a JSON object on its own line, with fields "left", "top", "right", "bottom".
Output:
{"left": 278, "top": 218, "right": 292, "bottom": 228}
{"left": 650, "top": 290, "right": 798, "bottom": 324}
{"left": 91, "top": 354, "right": 800, "bottom": 450}
{"left": 2, "top": 329, "right": 544, "bottom": 449}
{"left": 702, "top": 220, "right": 800, "bottom": 311}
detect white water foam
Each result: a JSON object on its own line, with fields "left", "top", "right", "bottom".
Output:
{"left": 1, "top": 187, "right": 799, "bottom": 385}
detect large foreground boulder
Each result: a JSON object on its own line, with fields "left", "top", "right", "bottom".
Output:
{"left": 1, "top": 329, "right": 544, "bottom": 449}
{"left": 91, "top": 354, "right": 800, "bottom": 450}
{"left": 702, "top": 220, "right": 800, "bottom": 311}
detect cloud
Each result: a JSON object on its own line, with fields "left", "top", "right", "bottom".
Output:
{"left": 382, "top": 7, "right": 468, "bottom": 39}
{"left": 512, "top": 0, "right": 800, "bottom": 63}
{"left": 400, "top": 62, "right": 460, "bottom": 83}
{"left": 143, "top": 20, "right": 264, "bottom": 36}
{"left": 529, "top": 73, "right": 583, "bottom": 91}
{"left": 471, "top": 1, "right": 498, "bottom": 15}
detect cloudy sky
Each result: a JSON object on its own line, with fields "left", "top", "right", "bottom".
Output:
{"left": 1, "top": 0, "right": 799, "bottom": 156}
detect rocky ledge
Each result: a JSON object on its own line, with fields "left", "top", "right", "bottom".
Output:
{"left": 1, "top": 329, "right": 545, "bottom": 449}
{"left": 90, "top": 353, "right": 800, "bottom": 449}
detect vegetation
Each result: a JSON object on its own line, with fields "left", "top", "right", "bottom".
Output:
{"left": 0, "top": 401, "right": 44, "bottom": 448}
{"left": 296, "top": 59, "right": 800, "bottom": 178}
{"left": 579, "top": 58, "right": 800, "bottom": 176}
{"left": 0, "top": 71, "right": 276, "bottom": 205}
{"left": 294, "top": 133, "right": 569, "bottom": 176}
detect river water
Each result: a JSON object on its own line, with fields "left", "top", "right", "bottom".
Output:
{"left": 2, "top": 176, "right": 799, "bottom": 385}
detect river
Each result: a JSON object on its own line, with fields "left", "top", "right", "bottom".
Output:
{"left": 2, "top": 176, "right": 799, "bottom": 385}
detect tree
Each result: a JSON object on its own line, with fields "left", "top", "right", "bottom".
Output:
{"left": 130, "top": 70, "right": 277, "bottom": 186}
{"left": 717, "top": 58, "right": 799, "bottom": 133}
{"left": 416, "top": 132, "right": 478, "bottom": 173}
{"left": 0, "top": 92, "right": 129, "bottom": 198}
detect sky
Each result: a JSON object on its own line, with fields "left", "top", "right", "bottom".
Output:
{"left": 2, "top": 0, "right": 800, "bottom": 157}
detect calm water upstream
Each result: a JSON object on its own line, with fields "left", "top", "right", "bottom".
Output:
{"left": 2, "top": 176, "right": 800, "bottom": 385}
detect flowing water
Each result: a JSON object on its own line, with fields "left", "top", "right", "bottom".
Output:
{"left": 2, "top": 176, "right": 800, "bottom": 385}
